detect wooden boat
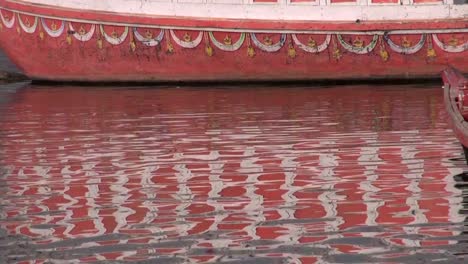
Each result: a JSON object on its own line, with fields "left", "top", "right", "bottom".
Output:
{"left": 443, "top": 67, "right": 468, "bottom": 162}
{"left": 0, "top": 0, "right": 467, "bottom": 82}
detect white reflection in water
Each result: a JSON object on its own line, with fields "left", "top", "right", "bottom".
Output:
{"left": 0, "top": 84, "right": 466, "bottom": 263}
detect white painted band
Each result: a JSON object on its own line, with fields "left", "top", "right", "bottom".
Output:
{"left": 0, "top": 6, "right": 467, "bottom": 34}
{"left": 0, "top": 8, "right": 14, "bottom": 28}
{"left": 40, "top": 17, "right": 64, "bottom": 37}
{"left": 69, "top": 23, "right": 95, "bottom": 42}
{"left": 17, "top": 13, "right": 37, "bottom": 33}
{"left": 12, "top": 0, "right": 468, "bottom": 22}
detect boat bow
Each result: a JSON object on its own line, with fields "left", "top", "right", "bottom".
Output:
{"left": 443, "top": 67, "right": 468, "bottom": 161}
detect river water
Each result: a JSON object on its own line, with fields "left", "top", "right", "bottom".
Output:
{"left": 0, "top": 83, "right": 467, "bottom": 263}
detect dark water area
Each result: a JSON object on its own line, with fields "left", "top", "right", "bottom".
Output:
{"left": 0, "top": 83, "right": 467, "bottom": 263}
{"left": 0, "top": 51, "right": 19, "bottom": 74}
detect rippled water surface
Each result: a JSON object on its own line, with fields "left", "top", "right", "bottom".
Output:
{"left": 0, "top": 83, "right": 467, "bottom": 263}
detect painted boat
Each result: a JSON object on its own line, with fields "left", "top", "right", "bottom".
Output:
{"left": 443, "top": 67, "right": 468, "bottom": 162}
{"left": 0, "top": 0, "right": 467, "bottom": 82}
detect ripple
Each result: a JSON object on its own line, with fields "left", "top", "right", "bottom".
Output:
{"left": 0, "top": 84, "right": 467, "bottom": 263}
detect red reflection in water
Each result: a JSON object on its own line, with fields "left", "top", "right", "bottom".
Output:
{"left": 0, "top": 85, "right": 465, "bottom": 263}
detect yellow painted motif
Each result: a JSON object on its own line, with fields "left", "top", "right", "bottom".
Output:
{"left": 38, "top": 21, "right": 44, "bottom": 40}
{"left": 145, "top": 30, "right": 153, "bottom": 39}
{"left": 263, "top": 36, "right": 273, "bottom": 46}
{"left": 380, "top": 48, "right": 389, "bottom": 62}
{"left": 333, "top": 48, "right": 341, "bottom": 60}
{"left": 51, "top": 22, "right": 57, "bottom": 31}
{"left": 307, "top": 37, "right": 317, "bottom": 48}
{"left": 223, "top": 35, "right": 232, "bottom": 45}
{"left": 288, "top": 44, "right": 296, "bottom": 59}
{"left": 427, "top": 47, "right": 436, "bottom": 58}
{"left": 66, "top": 35, "right": 72, "bottom": 45}
{"left": 183, "top": 33, "right": 192, "bottom": 42}
{"left": 129, "top": 31, "right": 136, "bottom": 52}
{"left": 111, "top": 30, "right": 119, "bottom": 39}
{"left": 97, "top": 38, "right": 103, "bottom": 49}
{"left": 78, "top": 25, "right": 87, "bottom": 36}
{"left": 166, "top": 42, "right": 174, "bottom": 54}
{"left": 247, "top": 46, "right": 255, "bottom": 58}
{"left": 16, "top": 26, "right": 20, "bottom": 34}
{"left": 401, "top": 37, "right": 411, "bottom": 48}
{"left": 205, "top": 45, "right": 213, "bottom": 57}
{"left": 448, "top": 36, "right": 459, "bottom": 47}
{"left": 353, "top": 37, "right": 364, "bottom": 48}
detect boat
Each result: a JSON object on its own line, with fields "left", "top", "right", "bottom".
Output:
{"left": 0, "top": 0, "right": 467, "bottom": 82}
{"left": 443, "top": 67, "right": 468, "bottom": 162}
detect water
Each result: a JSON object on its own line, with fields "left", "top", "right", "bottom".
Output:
{"left": 0, "top": 83, "right": 467, "bottom": 263}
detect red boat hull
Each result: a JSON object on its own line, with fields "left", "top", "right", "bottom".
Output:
{"left": 443, "top": 67, "right": 468, "bottom": 161}
{"left": 0, "top": 1, "right": 467, "bottom": 82}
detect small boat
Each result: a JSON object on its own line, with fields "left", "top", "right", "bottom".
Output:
{"left": 0, "top": 0, "right": 467, "bottom": 82}
{"left": 443, "top": 67, "right": 468, "bottom": 162}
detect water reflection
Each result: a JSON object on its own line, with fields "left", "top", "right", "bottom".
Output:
{"left": 0, "top": 84, "right": 466, "bottom": 263}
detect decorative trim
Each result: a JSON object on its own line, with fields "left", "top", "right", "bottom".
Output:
{"left": 337, "top": 34, "right": 379, "bottom": 54}
{"left": 100, "top": 25, "right": 129, "bottom": 45}
{"left": 1, "top": 7, "right": 468, "bottom": 35}
{"left": 133, "top": 28, "right": 164, "bottom": 46}
{"left": 170, "top": 30, "right": 203, "bottom": 48}
{"left": 384, "top": 34, "right": 426, "bottom": 54}
{"left": 40, "top": 18, "right": 65, "bottom": 37}
{"left": 251, "top": 33, "right": 286, "bottom": 52}
{"left": 0, "top": 0, "right": 466, "bottom": 26}
{"left": 208, "top": 32, "right": 245, "bottom": 51}
{"left": 0, "top": 9, "right": 15, "bottom": 28}
{"left": 69, "top": 23, "right": 95, "bottom": 42}
{"left": 17, "top": 14, "right": 38, "bottom": 34}
{"left": 432, "top": 34, "right": 467, "bottom": 53}
{"left": 291, "top": 34, "right": 331, "bottom": 53}
{"left": 0, "top": 10, "right": 466, "bottom": 61}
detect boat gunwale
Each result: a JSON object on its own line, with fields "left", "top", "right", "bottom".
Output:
{"left": 0, "top": 0, "right": 467, "bottom": 33}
